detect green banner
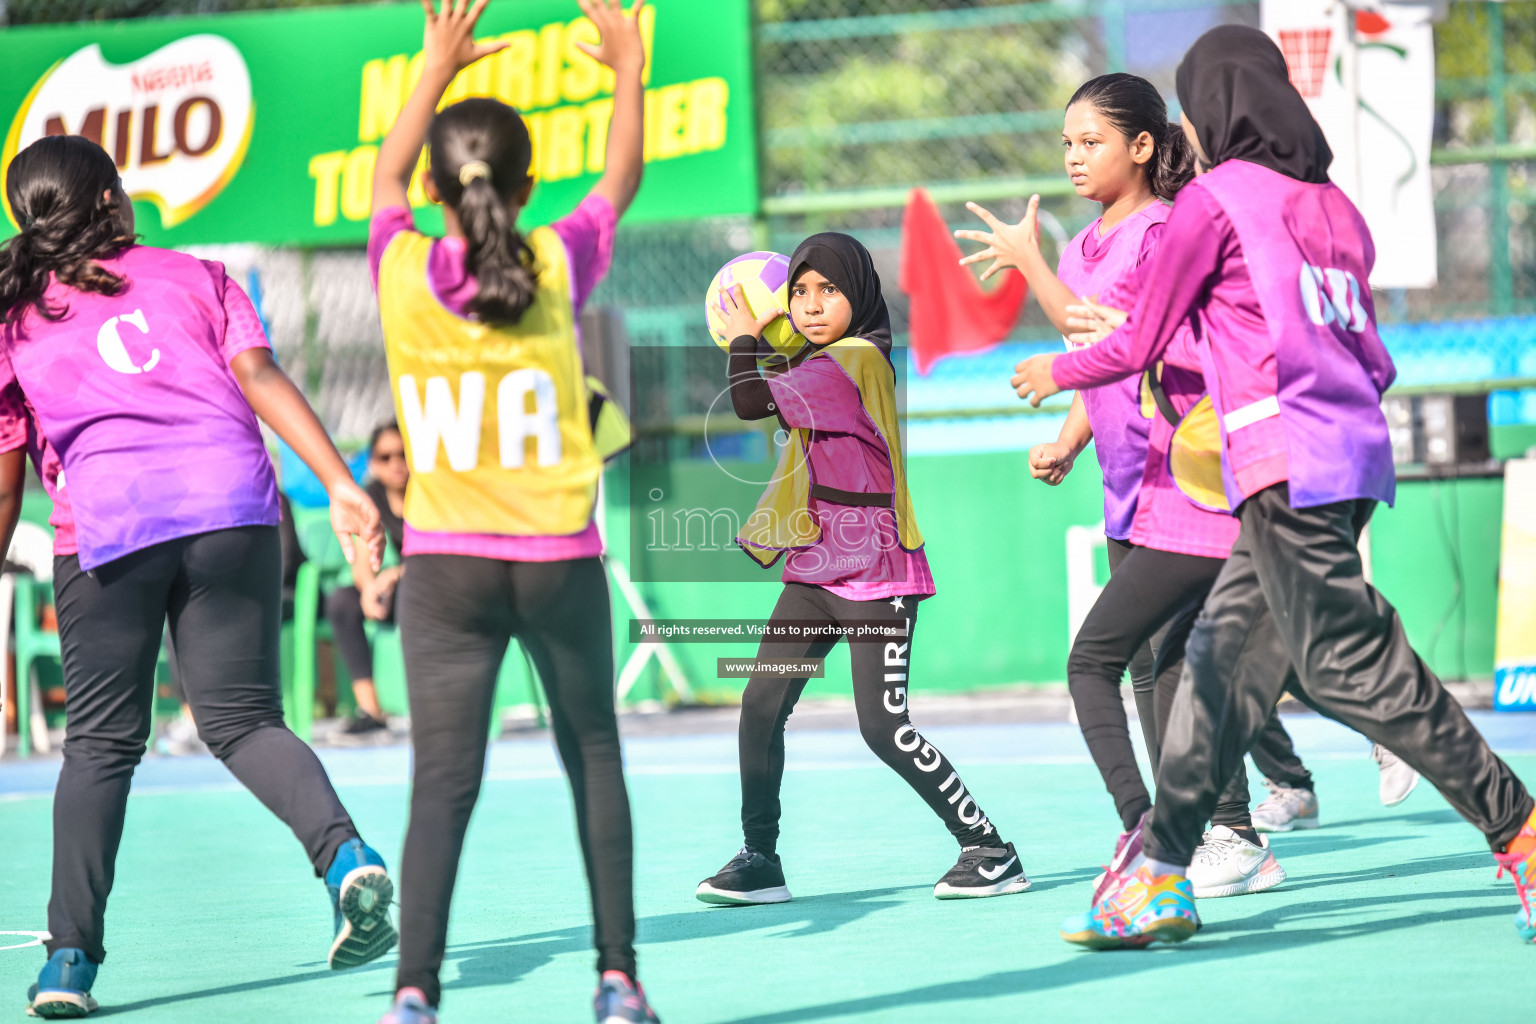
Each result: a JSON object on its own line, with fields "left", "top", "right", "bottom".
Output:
{"left": 0, "top": 0, "right": 757, "bottom": 246}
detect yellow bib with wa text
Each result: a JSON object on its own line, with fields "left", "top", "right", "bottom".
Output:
{"left": 379, "top": 227, "right": 601, "bottom": 536}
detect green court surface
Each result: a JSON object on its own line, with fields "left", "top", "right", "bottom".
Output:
{"left": 2, "top": 716, "right": 1534, "bottom": 1023}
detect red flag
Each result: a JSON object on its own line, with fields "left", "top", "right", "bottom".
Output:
{"left": 900, "top": 188, "right": 1028, "bottom": 376}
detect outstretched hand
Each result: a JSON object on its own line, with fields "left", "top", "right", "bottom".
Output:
{"left": 420, "top": 0, "right": 508, "bottom": 79}
{"left": 954, "top": 196, "right": 1041, "bottom": 282}
{"left": 575, "top": 0, "right": 648, "bottom": 74}
{"left": 714, "top": 284, "right": 781, "bottom": 343}
{"left": 1011, "top": 353, "right": 1061, "bottom": 407}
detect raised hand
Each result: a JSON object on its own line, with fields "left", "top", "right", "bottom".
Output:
{"left": 954, "top": 196, "right": 1041, "bottom": 282}
{"left": 420, "top": 0, "right": 508, "bottom": 79}
{"left": 575, "top": 0, "right": 648, "bottom": 74}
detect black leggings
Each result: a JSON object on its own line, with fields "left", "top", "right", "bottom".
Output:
{"left": 1069, "top": 541, "right": 1307, "bottom": 832}
{"left": 1104, "top": 538, "right": 1176, "bottom": 772}
{"left": 394, "top": 555, "right": 633, "bottom": 1007}
{"left": 739, "top": 583, "right": 999, "bottom": 855}
{"left": 1150, "top": 486, "right": 1534, "bottom": 865}
{"left": 47, "top": 527, "right": 358, "bottom": 964}
{"left": 325, "top": 584, "right": 395, "bottom": 682}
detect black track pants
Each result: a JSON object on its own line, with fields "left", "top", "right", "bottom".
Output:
{"left": 1149, "top": 485, "right": 1534, "bottom": 866}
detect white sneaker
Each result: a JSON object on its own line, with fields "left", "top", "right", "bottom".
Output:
{"left": 1373, "top": 745, "right": 1421, "bottom": 806}
{"left": 157, "top": 715, "right": 208, "bottom": 757}
{"left": 1187, "top": 826, "right": 1287, "bottom": 898}
{"left": 1251, "top": 781, "right": 1320, "bottom": 833}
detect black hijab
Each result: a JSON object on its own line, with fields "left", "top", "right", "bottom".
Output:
{"left": 787, "top": 232, "right": 893, "bottom": 357}
{"left": 1175, "top": 25, "right": 1332, "bottom": 184}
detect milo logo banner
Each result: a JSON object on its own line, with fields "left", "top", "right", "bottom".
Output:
{"left": 0, "top": 0, "right": 756, "bottom": 246}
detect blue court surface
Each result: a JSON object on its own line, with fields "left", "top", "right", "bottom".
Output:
{"left": 2, "top": 708, "right": 1534, "bottom": 1022}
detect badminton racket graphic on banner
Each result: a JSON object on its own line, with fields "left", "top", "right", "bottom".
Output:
{"left": 705, "top": 251, "right": 807, "bottom": 366}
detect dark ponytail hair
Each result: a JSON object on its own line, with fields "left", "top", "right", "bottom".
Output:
{"left": 428, "top": 98, "right": 539, "bottom": 324}
{"left": 1067, "top": 73, "right": 1196, "bottom": 200}
{"left": 0, "top": 134, "right": 136, "bottom": 324}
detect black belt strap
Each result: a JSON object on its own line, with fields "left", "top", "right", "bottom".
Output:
{"left": 1144, "top": 361, "right": 1180, "bottom": 426}
{"left": 811, "top": 484, "right": 893, "bottom": 508}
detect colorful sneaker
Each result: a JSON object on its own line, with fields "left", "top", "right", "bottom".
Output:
{"left": 326, "top": 838, "right": 398, "bottom": 969}
{"left": 1373, "top": 745, "right": 1420, "bottom": 807}
{"left": 696, "top": 847, "right": 792, "bottom": 905}
{"left": 1060, "top": 865, "right": 1200, "bottom": 950}
{"left": 25, "top": 948, "right": 98, "bottom": 1019}
{"left": 594, "top": 971, "right": 660, "bottom": 1024}
{"left": 1187, "top": 826, "right": 1287, "bottom": 898}
{"left": 378, "top": 988, "right": 437, "bottom": 1024}
{"left": 1090, "top": 809, "right": 1148, "bottom": 905}
{"left": 1494, "top": 812, "right": 1536, "bottom": 944}
{"left": 1251, "top": 781, "right": 1320, "bottom": 833}
{"left": 933, "top": 841, "right": 1031, "bottom": 899}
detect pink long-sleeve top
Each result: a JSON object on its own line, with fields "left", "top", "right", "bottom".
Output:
{"left": 1097, "top": 263, "right": 1240, "bottom": 560}
{"left": 1050, "top": 183, "right": 1288, "bottom": 500}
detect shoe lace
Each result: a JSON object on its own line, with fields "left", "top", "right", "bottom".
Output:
{"left": 1258, "top": 784, "right": 1305, "bottom": 815}
{"left": 1192, "top": 831, "right": 1238, "bottom": 865}
{"left": 1096, "top": 862, "right": 1133, "bottom": 901}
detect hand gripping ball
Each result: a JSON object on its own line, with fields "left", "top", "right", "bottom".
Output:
{"left": 705, "top": 251, "right": 807, "bottom": 364}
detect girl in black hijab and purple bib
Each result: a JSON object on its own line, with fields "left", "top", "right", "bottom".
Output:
{"left": 694, "top": 233, "right": 1029, "bottom": 904}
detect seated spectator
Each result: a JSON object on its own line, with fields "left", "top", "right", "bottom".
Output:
{"left": 327, "top": 421, "right": 407, "bottom": 739}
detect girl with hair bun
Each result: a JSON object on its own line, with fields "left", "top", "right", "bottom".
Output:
{"left": 367, "top": 1, "right": 655, "bottom": 1021}
{"left": 959, "top": 72, "right": 1309, "bottom": 908}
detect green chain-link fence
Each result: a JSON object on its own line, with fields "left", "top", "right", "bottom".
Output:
{"left": 5, "top": 0, "right": 1536, "bottom": 433}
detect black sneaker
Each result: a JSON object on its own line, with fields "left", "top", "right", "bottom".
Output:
{"left": 933, "top": 841, "right": 1031, "bottom": 899}
{"left": 695, "top": 847, "right": 792, "bottom": 905}
{"left": 334, "top": 712, "right": 389, "bottom": 744}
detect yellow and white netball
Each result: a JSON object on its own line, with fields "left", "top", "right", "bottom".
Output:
{"left": 705, "top": 251, "right": 807, "bottom": 363}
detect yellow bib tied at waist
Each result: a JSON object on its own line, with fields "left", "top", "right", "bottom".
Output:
{"left": 379, "top": 226, "right": 617, "bottom": 536}
{"left": 1168, "top": 395, "right": 1229, "bottom": 512}
{"left": 737, "top": 338, "right": 923, "bottom": 566}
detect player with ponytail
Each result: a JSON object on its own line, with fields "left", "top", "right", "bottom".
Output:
{"left": 959, "top": 72, "right": 1313, "bottom": 906}
{"left": 368, "top": 2, "right": 656, "bottom": 1022}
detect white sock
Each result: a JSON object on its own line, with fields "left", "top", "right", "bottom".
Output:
{"left": 1146, "top": 858, "right": 1189, "bottom": 878}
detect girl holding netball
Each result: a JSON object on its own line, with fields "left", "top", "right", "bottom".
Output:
{"left": 957, "top": 73, "right": 1301, "bottom": 902}
{"left": 695, "top": 232, "right": 1029, "bottom": 906}
{"left": 368, "top": 1, "right": 656, "bottom": 1021}
{"left": 1011, "top": 26, "right": 1536, "bottom": 948}
{"left": 0, "top": 133, "right": 394, "bottom": 1018}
